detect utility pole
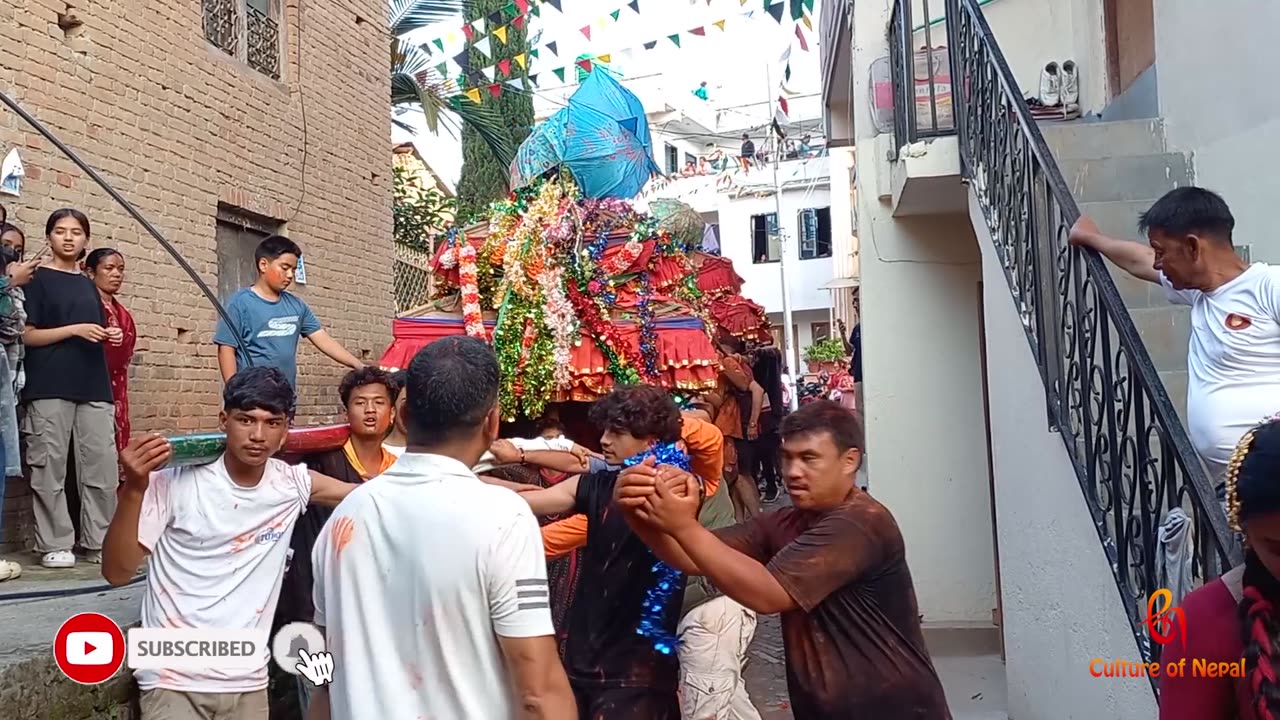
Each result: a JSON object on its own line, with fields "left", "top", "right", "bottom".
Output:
{"left": 766, "top": 66, "right": 799, "bottom": 411}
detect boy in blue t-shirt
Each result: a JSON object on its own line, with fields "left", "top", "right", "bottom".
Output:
{"left": 214, "top": 235, "right": 363, "bottom": 387}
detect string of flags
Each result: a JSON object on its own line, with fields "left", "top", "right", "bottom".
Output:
{"left": 417, "top": 0, "right": 815, "bottom": 105}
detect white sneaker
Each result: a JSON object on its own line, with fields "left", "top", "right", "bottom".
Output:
{"left": 1061, "top": 60, "right": 1079, "bottom": 108}
{"left": 84, "top": 550, "right": 102, "bottom": 565}
{"left": 41, "top": 550, "right": 76, "bottom": 568}
{"left": 1039, "top": 61, "right": 1061, "bottom": 107}
{"left": 0, "top": 559, "right": 21, "bottom": 581}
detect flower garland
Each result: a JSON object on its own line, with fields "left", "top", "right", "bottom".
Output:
{"left": 622, "top": 441, "right": 691, "bottom": 656}
{"left": 537, "top": 264, "right": 577, "bottom": 392}
{"left": 599, "top": 239, "right": 644, "bottom": 276}
{"left": 565, "top": 280, "right": 642, "bottom": 386}
{"left": 457, "top": 242, "right": 486, "bottom": 340}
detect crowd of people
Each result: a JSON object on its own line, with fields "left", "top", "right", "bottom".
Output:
{"left": 0, "top": 212, "right": 364, "bottom": 580}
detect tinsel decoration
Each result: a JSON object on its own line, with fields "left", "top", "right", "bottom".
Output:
{"left": 622, "top": 441, "right": 692, "bottom": 655}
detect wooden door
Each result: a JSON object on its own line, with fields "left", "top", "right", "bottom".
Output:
{"left": 1105, "top": 0, "right": 1156, "bottom": 96}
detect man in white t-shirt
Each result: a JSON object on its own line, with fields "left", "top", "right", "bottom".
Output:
{"left": 101, "top": 367, "right": 359, "bottom": 720}
{"left": 310, "top": 336, "right": 576, "bottom": 720}
{"left": 1070, "top": 187, "right": 1280, "bottom": 492}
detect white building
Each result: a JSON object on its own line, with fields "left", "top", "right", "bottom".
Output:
{"left": 821, "top": 0, "right": 1247, "bottom": 717}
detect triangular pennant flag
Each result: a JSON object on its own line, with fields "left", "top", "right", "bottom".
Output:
{"left": 529, "top": 73, "right": 541, "bottom": 87}
{"left": 504, "top": 2, "right": 518, "bottom": 17}
{"left": 472, "top": 19, "right": 485, "bottom": 34}
{"left": 546, "top": 0, "right": 562, "bottom": 11}
{"left": 668, "top": 34, "right": 681, "bottom": 47}
{"left": 766, "top": 2, "right": 784, "bottom": 23}
{"left": 498, "top": 58, "right": 513, "bottom": 76}
{"left": 435, "top": 61, "right": 448, "bottom": 77}
{"left": 790, "top": 0, "right": 804, "bottom": 21}
{"left": 478, "top": 66, "right": 493, "bottom": 82}
{"left": 474, "top": 36, "right": 492, "bottom": 61}
{"left": 713, "top": 19, "right": 726, "bottom": 30}
{"left": 488, "top": 83, "right": 503, "bottom": 98}
{"left": 580, "top": 25, "right": 592, "bottom": 39}
{"left": 690, "top": 26, "right": 706, "bottom": 35}
{"left": 515, "top": 0, "right": 530, "bottom": 12}
{"left": 610, "top": 9, "right": 620, "bottom": 20}
{"left": 432, "top": 38, "right": 445, "bottom": 52}
{"left": 513, "top": 14, "right": 526, "bottom": 29}
{"left": 553, "top": 66, "right": 566, "bottom": 82}
{"left": 596, "top": 17, "right": 608, "bottom": 29}
{"left": 803, "top": 0, "right": 814, "bottom": 10}
{"left": 778, "top": 95, "right": 790, "bottom": 118}
{"left": 453, "top": 49, "right": 470, "bottom": 70}
{"left": 779, "top": 44, "right": 792, "bottom": 63}
{"left": 506, "top": 79, "right": 525, "bottom": 92}
{"left": 597, "top": 53, "right": 611, "bottom": 63}
{"left": 514, "top": 53, "right": 528, "bottom": 70}
{"left": 530, "top": 48, "right": 540, "bottom": 60}
{"left": 494, "top": 25, "right": 509, "bottom": 44}
{"left": 794, "top": 24, "right": 809, "bottom": 51}
{"left": 464, "top": 88, "right": 483, "bottom": 103}
{"left": 445, "top": 30, "right": 459, "bottom": 45}
{"left": 740, "top": 0, "right": 748, "bottom": 4}
{"left": 421, "top": 41, "right": 434, "bottom": 56}
{"left": 546, "top": 41, "right": 559, "bottom": 56}
{"left": 628, "top": 0, "right": 640, "bottom": 12}
{"left": 784, "top": 62, "right": 792, "bottom": 82}
{"left": 801, "top": 13, "right": 813, "bottom": 30}
{"left": 576, "top": 58, "right": 593, "bottom": 72}
{"left": 643, "top": 40, "right": 657, "bottom": 50}
{"left": 531, "top": 5, "right": 540, "bottom": 16}
{"left": 487, "top": 10, "right": 503, "bottom": 26}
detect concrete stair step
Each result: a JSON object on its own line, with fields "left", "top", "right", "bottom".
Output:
{"left": 1058, "top": 153, "right": 1191, "bottom": 203}
{"left": 1042, "top": 118, "right": 1166, "bottom": 160}
{"left": 1078, "top": 200, "right": 1155, "bottom": 241}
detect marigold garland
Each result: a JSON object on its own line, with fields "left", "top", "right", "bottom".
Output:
{"left": 457, "top": 243, "right": 486, "bottom": 340}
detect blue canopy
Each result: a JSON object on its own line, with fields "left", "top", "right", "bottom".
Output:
{"left": 510, "top": 70, "right": 660, "bottom": 199}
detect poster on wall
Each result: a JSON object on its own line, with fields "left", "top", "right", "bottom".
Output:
{"left": 1, "top": 149, "right": 23, "bottom": 196}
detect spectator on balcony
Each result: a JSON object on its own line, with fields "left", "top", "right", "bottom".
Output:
{"left": 22, "top": 209, "right": 118, "bottom": 570}
{"left": 739, "top": 134, "right": 755, "bottom": 170}
{"left": 618, "top": 400, "right": 950, "bottom": 719}
{"left": 1070, "top": 187, "right": 1280, "bottom": 498}
{"left": 86, "top": 249, "right": 135, "bottom": 476}
{"left": 1157, "top": 413, "right": 1280, "bottom": 720}
{"left": 214, "top": 235, "right": 364, "bottom": 389}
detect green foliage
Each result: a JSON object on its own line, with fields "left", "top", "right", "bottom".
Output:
{"left": 803, "top": 337, "right": 846, "bottom": 363}
{"left": 393, "top": 165, "right": 456, "bottom": 252}
{"left": 456, "top": 0, "right": 534, "bottom": 221}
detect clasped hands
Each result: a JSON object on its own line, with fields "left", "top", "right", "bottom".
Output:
{"left": 613, "top": 456, "right": 701, "bottom": 533}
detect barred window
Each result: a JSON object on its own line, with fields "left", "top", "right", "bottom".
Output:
{"left": 202, "top": 0, "right": 281, "bottom": 81}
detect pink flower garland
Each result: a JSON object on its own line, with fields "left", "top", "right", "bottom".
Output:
{"left": 458, "top": 244, "right": 486, "bottom": 339}
{"left": 538, "top": 264, "right": 577, "bottom": 390}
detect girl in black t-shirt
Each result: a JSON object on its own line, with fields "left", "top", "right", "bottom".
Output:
{"left": 22, "top": 209, "right": 119, "bottom": 570}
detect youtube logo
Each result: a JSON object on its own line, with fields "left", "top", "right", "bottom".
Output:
{"left": 54, "top": 613, "right": 126, "bottom": 685}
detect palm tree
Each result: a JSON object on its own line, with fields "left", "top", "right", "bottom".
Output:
{"left": 390, "top": 0, "right": 516, "bottom": 167}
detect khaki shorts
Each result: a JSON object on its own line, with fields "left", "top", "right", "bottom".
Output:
{"left": 139, "top": 688, "right": 268, "bottom": 720}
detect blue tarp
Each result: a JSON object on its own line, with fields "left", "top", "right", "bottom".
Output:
{"left": 510, "top": 70, "right": 660, "bottom": 200}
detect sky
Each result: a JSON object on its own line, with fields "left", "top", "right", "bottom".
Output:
{"left": 395, "top": 0, "right": 825, "bottom": 188}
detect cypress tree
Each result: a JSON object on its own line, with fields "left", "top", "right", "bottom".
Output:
{"left": 457, "top": 0, "right": 534, "bottom": 221}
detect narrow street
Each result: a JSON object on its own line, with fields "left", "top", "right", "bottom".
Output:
{"left": 744, "top": 610, "right": 793, "bottom": 719}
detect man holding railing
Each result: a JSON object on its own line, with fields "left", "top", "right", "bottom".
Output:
{"left": 1069, "top": 187, "right": 1280, "bottom": 503}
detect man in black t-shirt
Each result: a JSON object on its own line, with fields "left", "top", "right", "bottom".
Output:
{"left": 516, "top": 385, "right": 687, "bottom": 720}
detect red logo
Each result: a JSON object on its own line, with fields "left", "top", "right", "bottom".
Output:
{"left": 1143, "top": 588, "right": 1186, "bottom": 645}
{"left": 1226, "top": 313, "right": 1253, "bottom": 331}
{"left": 53, "top": 612, "right": 126, "bottom": 685}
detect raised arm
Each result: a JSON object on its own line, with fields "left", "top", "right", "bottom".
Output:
{"left": 1069, "top": 216, "right": 1159, "bottom": 283}
{"left": 102, "top": 435, "right": 172, "bottom": 586}
{"left": 309, "top": 470, "right": 357, "bottom": 507}
{"left": 490, "top": 439, "right": 589, "bottom": 475}
{"left": 514, "top": 475, "right": 581, "bottom": 517}
{"left": 307, "top": 329, "right": 364, "bottom": 370}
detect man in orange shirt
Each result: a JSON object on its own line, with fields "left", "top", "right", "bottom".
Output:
{"left": 713, "top": 337, "right": 764, "bottom": 520}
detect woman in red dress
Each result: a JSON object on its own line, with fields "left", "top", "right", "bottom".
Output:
{"left": 1159, "top": 414, "right": 1280, "bottom": 720}
{"left": 85, "top": 249, "right": 135, "bottom": 471}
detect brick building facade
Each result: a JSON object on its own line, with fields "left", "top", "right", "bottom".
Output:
{"left": 0, "top": 0, "right": 393, "bottom": 546}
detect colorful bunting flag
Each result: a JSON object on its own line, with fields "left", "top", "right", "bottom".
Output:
{"left": 576, "top": 58, "right": 593, "bottom": 72}
{"left": 504, "top": 2, "right": 518, "bottom": 18}
{"left": 553, "top": 67, "right": 566, "bottom": 82}
{"left": 598, "top": 53, "right": 612, "bottom": 63}
{"left": 643, "top": 40, "right": 657, "bottom": 50}
{"left": 790, "top": 0, "right": 804, "bottom": 21}
{"left": 487, "top": 10, "right": 503, "bottom": 26}
{"left": 580, "top": 25, "right": 592, "bottom": 39}
{"left": 464, "top": 88, "right": 483, "bottom": 103}
{"left": 514, "top": 53, "right": 528, "bottom": 70}
{"left": 530, "top": 48, "right": 540, "bottom": 59}
{"left": 488, "top": 83, "right": 503, "bottom": 98}
{"left": 498, "top": 58, "right": 513, "bottom": 76}
{"left": 435, "top": 62, "right": 448, "bottom": 77}
{"left": 803, "top": 0, "right": 814, "bottom": 10}
{"left": 801, "top": 13, "right": 813, "bottom": 30}
{"left": 794, "top": 24, "right": 809, "bottom": 50}
{"left": 690, "top": 26, "right": 706, "bottom": 35}
{"left": 513, "top": 14, "right": 526, "bottom": 29}
{"left": 765, "top": 2, "right": 784, "bottom": 23}
{"left": 546, "top": 41, "right": 558, "bottom": 56}
{"left": 515, "top": 0, "right": 529, "bottom": 12}
{"left": 668, "top": 34, "right": 681, "bottom": 47}
{"left": 494, "top": 25, "right": 509, "bottom": 44}
{"left": 432, "top": 38, "right": 444, "bottom": 52}
{"left": 546, "top": 0, "right": 562, "bottom": 11}
{"left": 784, "top": 63, "right": 792, "bottom": 82}
{"left": 596, "top": 17, "right": 608, "bottom": 29}
{"left": 473, "top": 36, "right": 492, "bottom": 62}
{"left": 531, "top": 5, "right": 541, "bottom": 17}
{"left": 713, "top": 19, "right": 727, "bottom": 30}
{"left": 628, "top": 0, "right": 640, "bottom": 12}
{"left": 610, "top": 9, "right": 621, "bottom": 20}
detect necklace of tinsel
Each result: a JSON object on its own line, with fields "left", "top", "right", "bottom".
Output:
{"left": 566, "top": 217, "right": 644, "bottom": 386}
{"left": 579, "top": 206, "right": 662, "bottom": 384}
{"left": 621, "top": 441, "right": 690, "bottom": 655}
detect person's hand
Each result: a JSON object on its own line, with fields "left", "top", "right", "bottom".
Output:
{"left": 747, "top": 420, "right": 760, "bottom": 440}
{"left": 5, "top": 258, "right": 38, "bottom": 287}
{"left": 105, "top": 326, "right": 124, "bottom": 346}
{"left": 120, "top": 434, "right": 171, "bottom": 494}
{"left": 615, "top": 456, "right": 658, "bottom": 510}
{"left": 635, "top": 469, "right": 701, "bottom": 534}
{"left": 488, "top": 439, "right": 521, "bottom": 464}
{"left": 570, "top": 444, "right": 592, "bottom": 467}
{"left": 1068, "top": 216, "right": 1100, "bottom": 247}
{"left": 655, "top": 464, "right": 697, "bottom": 499}
{"left": 72, "top": 323, "right": 110, "bottom": 342}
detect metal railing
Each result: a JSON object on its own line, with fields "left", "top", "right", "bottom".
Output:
{"left": 943, "top": 0, "right": 1238, "bottom": 692}
{"left": 889, "top": 0, "right": 956, "bottom": 152}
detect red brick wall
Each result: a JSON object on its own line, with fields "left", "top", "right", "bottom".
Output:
{"left": 0, "top": 0, "right": 393, "bottom": 548}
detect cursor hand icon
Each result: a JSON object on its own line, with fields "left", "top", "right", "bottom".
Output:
{"left": 295, "top": 649, "right": 334, "bottom": 687}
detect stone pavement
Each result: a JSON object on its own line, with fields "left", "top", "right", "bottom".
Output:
{"left": 742, "top": 493, "right": 794, "bottom": 719}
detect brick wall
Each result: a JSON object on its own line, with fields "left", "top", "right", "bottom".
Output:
{"left": 0, "top": 0, "right": 393, "bottom": 547}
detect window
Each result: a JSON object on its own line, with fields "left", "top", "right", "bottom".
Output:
{"left": 685, "top": 152, "right": 697, "bottom": 167}
{"left": 751, "top": 213, "right": 780, "bottom": 264}
{"left": 215, "top": 206, "right": 283, "bottom": 302}
{"left": 810, "top": 322, "right": 831, "bottom": 343}
{"left": 203, "top": 0, "right": 281, "bottom": 80}
{"left": 799, "top": 207, "right": 832, "bottom": 260}
{"left": 664, "top": 144, "right": 679, "bottom": 175}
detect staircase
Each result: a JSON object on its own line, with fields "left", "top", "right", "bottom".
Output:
{"left": 1042, "top": 119, "right": 1194, "bottom": 421}
{"left": 932, "top": 0, "right": 1238, "bottom": 702}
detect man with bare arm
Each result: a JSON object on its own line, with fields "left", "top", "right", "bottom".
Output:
{"left": 308, "top": 337, "right": 575, "bottom": 720}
